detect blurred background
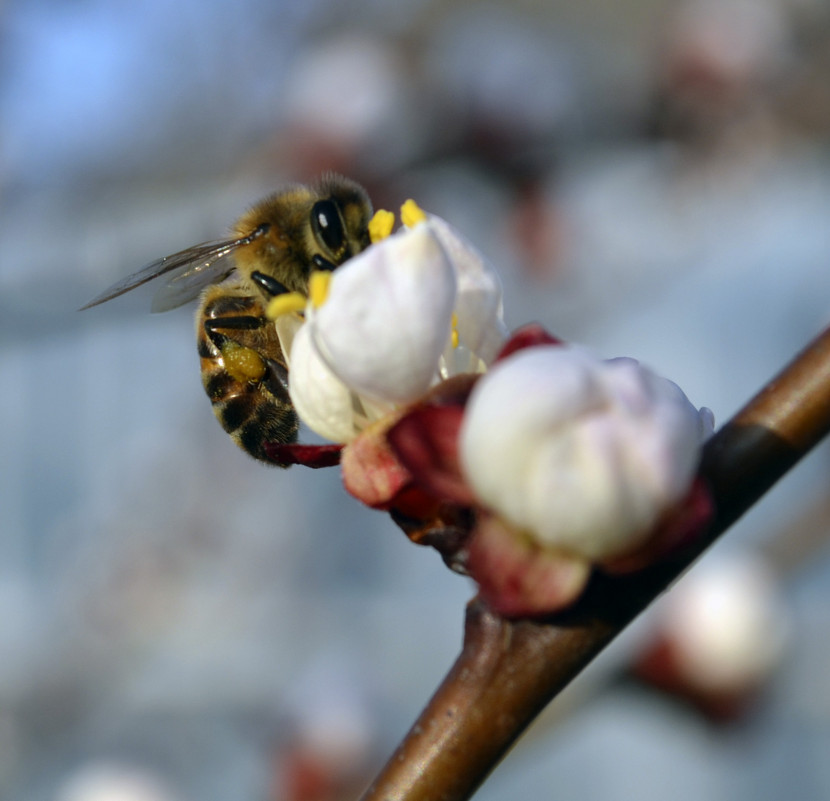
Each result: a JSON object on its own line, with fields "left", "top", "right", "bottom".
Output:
{"left": 2, "top": 0, "right": 830, "bottom": 798}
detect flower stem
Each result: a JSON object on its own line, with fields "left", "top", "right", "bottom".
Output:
{"left": 359, "top": 324, "right": 830, "bottom": 801}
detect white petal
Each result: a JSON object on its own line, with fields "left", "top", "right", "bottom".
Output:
{"left": 428, "top": 215, "right": 508, "bottom": 365}
{"left": 312, "top": 224, "right": 456, "bottom": 403}
{"left": 600, "top": 358, "right": 706, "bottom": 508}
{"left": 288, "top": 324, "right": 362, "bottom": 443}
{"left": 460, "top": 347, "right": 606, "bottom": 545}
{"left": 274, "top": 313, "right": 305, "bottom": 368}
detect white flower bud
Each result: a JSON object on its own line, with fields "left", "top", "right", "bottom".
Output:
{"left": 661, "top": 553, "right": 789, "bottom": 692}
{"left": 459, "top": 346, "right": 711, "bottom": 561}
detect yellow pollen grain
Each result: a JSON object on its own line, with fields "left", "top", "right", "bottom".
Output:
{"left": 401, "top": 199, "right": 427, "bottom": 227}
{"left": 368, "top": 209, "right": 395, "bottom": 243}
{"left": 451, "top": 312, "right": 459, "bottom": 349}
{"left": 266, "top": 292, "right": 306, "bottom": 320}
{"left": 222, "top": 343, "right": 267, "bottom": 383}
{"left": 309, "top": 270, "right": 331, "bottom": 309}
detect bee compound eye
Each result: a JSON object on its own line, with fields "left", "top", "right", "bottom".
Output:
{"left": 311, "top": 200, "right": 346, "bottom": 256}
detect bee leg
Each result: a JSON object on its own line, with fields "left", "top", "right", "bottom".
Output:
{"left": 204, "top": 315, "right": 264, "bottom": 333}
{"left": 250, "top": 271, "right": 289, "bottom": 297}
{"left": 312, "top": 254, "right": 338, "bottom": 271}
{"left": 202, "top": 315, "right": 267, "bottom": 358}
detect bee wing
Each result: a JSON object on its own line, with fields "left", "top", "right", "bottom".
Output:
{"left": 79, "top": 238, "right": 239, "bottom": 312}
{"left": 80, "top": 224, "right": 270, "bottom": 312}
{"left": 150, "top": 243, "right": 239, "bottom": 312}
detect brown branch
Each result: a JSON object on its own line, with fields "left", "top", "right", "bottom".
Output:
{"left": 360, "top": 325, "right": 830, "bottom": 801}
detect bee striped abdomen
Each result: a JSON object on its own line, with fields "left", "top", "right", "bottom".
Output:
{"left": 197, "top": 288, "right": 298, "bottom": 463}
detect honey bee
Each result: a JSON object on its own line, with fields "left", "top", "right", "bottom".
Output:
{"left": 82, "top": 175, "right": 373, "bottom": 463}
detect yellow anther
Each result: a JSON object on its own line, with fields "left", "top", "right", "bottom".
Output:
{"left": 266, "top": 292, "right": 306, "bottom": 320}
{"left": 309, "top": 270, "right": 331, "bottom": 309}
{"left": 368, "top": 209, "right": 395, "bottom": 243}
{"left": 451, "top": 312, "right": 459, "bottom": 349}
{"left": 401, "top": 199, "right": 427, "bottom": 228}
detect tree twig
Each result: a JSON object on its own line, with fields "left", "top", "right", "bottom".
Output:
{"left": 359, "top": 324, "right": 830, "bottom": 801}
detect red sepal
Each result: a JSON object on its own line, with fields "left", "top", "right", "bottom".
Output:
{"left": 467, "top": 515, "right": 592, "bottom": 618}
{"left": 495, "top": 323, "right": 563, "bottom": 362}
{"left": 387, "top": 405, "right": 475, "bottom": 506}
{"left": 340, "top": 416, "right": 414, "bottom": 509}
